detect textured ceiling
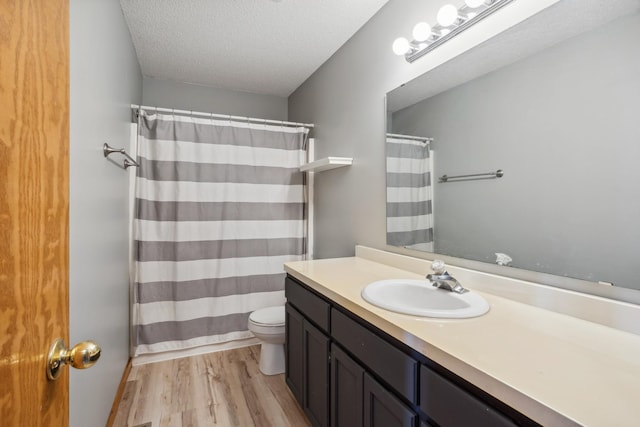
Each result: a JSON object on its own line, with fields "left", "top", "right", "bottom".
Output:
{"left": 120, "top": 0, "right": 389, "bottom": 97}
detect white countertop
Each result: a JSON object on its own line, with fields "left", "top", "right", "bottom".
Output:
{"left": 284, "top": 249, "right": 640, "bottom": 427}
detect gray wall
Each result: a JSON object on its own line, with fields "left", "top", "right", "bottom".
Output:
{"left": 288, "top": 0, "right": 560, "bottom": 259}
{"left": 392, "top": 13, "right": 640, "bottom": 289}
{"left": 69, "top": 0, "right": 142, "bottom": 425}
{"left": 143, "top": 77, "right": 288, "bottom": 120}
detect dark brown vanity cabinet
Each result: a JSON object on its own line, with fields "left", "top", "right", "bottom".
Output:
{"left": 364, "top": 373, "right": 418, "bottom": 427}
{"left": 330, "top": 344, "right": 363, "bottom": 426}
{"left": 285, "top": 275, "right": 537, "bottom": 427}
{"left": 331, "top": 307, "right": 418, "bottom": 427}
{"left": 285, "top": 303, "right": 330, "bottom": 427}
{"left": 285, "top": 278, "right": 331, "bottom": 427}
{"left": 285, "top": 302, "right": 304, "bottom": 403}
{"left": 419, "top": 365, "right": 516, "bottom": 427}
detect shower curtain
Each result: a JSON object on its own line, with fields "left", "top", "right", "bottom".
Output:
{"left": 132, "top": 111, "right": 308, "bottom": 355}
{"left": 386, "top": 135, "right": 434, "bottom": 252}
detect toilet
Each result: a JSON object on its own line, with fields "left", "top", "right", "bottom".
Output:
{"left": 248, "top": 305, "right": 286, "bottom": 375}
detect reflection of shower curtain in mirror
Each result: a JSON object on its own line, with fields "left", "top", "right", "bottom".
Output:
{"left": 132, "top": 111, "right": 308, "bottom": 355}
{"left": 386, "top": 136, "right": 434, "bottom": 252}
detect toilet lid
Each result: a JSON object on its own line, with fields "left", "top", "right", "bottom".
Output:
{"left": 249, "top": 306, "right": 285, "bottom": 326}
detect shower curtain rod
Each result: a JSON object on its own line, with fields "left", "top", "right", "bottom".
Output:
{"left": 131, "top": 104, "right": 314, "bottom": 129}
{"left": 386, "top": 133, "right": 433, "bottom": 143}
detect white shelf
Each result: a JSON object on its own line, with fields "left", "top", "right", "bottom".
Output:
{"left": 300, "top": 157, "right": 353, "bottom": 173}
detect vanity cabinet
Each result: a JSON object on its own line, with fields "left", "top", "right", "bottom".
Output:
{"left": 304, "top": 319, "right": 330, "bottom": 427}
{"left": 331, "top": 308, "right": 417, "bottom": 403}
{"left": 285, "top": 275, "right": 537, "bottom": 427}
{"left": 331, "top": 308, "right": 418, "bottom": 426}
{"left": 419, "top": 365, "right": 515, "bottom": 427}
{"left": 330, "top": 344, "right": 363, "bottom": 426}
{"left": 285, "top": 303, "right": 304, "bottom": 403}
{"left": 330, "top": 328, "right": 418, "bottom": 427}
{"left": 285, "top": 278, "right": 331, "bottom": 427}
{"left": 363, "top": 372, "right": 417, "bottom": 427}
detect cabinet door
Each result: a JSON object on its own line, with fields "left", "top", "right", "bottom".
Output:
{"left": 304, "top": 320, "right": 330, "bottom": 427}
{"left": 419, "top": 366, "right": 516, "bottom": 427}
{"left": 286, "top": 303, "right": 304, "bottom": 405}
{"left": 331, "top": 309, "right": 417, "bottom": 403}
{"left": 331, "top": 344, "right": 364, "bottom": 427}
{"left": 364, "top": 373, "right": 416, "bottom": 427}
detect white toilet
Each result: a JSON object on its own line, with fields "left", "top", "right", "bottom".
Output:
{"left": 248, "top": 305, "right": 286, "bottom": 375}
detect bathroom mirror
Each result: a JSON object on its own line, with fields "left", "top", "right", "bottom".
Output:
{"left": 386, "top": 0, "right": 640, "bottom": 291}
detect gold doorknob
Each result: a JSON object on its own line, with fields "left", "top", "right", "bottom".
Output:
{"left": 47, "top": 338, "right": 101, "bottom": 380}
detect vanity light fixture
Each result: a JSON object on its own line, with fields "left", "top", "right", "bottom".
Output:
{"left": 392, "top": 0, "right": 515, "bottom": 63}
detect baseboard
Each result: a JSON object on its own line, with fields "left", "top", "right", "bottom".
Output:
{"left": 131, "top": 337, "right": 261, "bottom": 366}
{"left": 105, "top": 358, "right": 133, "bottom": 427}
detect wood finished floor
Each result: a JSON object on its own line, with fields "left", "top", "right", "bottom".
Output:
{"left": 112, "top": 345, "right": 311, "bottom": 427}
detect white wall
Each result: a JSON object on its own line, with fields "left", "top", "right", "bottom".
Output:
{"left": 69, "top": 0, "right": 142, "bottom": 425}
{"left": 288, "top": 0, "right": 561, "bottom": 259}
{"left": 143, "top": 77, "right": 288, "bottom": 120}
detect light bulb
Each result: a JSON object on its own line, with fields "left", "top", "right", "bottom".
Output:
{"left": 412, "top": 22, "right": 432, "bottom": 42}
{"left": 465, "top": 0, "right": 486, "bottom": 7}
{"left": 437, "top": 4, "right": 459, "bottom": 27}
{"left": 392, "top": 37, "right": 411, "bottom": 56}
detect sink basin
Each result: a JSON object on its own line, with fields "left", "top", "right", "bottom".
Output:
{"left": 361, "top": 279, "right": 489, "bottom": 319}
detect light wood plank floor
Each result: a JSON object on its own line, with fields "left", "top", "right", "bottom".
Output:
{"left": 112, "top": 345, "right": 311, "bottom": 427}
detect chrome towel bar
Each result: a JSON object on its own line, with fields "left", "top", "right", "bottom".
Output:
{"left": 439, "top": 169, "right": 503, "bottom": 183}
{"left": 103, "top": 143, "right": 139, "bottom": 169}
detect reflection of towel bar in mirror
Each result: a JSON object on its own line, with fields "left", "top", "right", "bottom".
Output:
{"left": 103, "top": 143, "right": 139, "bottom": 169}
{"left": 439, "top": 169, "right": 504, "bottom": 183}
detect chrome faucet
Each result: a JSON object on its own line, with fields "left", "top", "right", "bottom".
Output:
{"left": 426, "top": 260, "right": 468, "bottom": 294}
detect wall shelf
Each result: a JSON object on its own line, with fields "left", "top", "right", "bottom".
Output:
{"left": 300, "top": 157, "right": 353, "bottom": 173}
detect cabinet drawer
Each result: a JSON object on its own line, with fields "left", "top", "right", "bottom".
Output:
{"left": 331, "top": 308, "right": 418, "bottom": 403}
{"left": 420, "top": 365, "right": 516, "bottom": 427}
{"left": 285, "top": 276, "right": 330, "bottom": 333}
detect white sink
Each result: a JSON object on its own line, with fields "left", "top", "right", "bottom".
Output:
{"left": 361, "top": 279, "right": 490, "bottom": 319}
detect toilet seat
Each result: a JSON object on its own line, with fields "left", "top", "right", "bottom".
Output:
{"left": 249, "top": 323, "right": 284, "bottom": 336}
{"left": 249, "top": 306, "right": 285, "bottom": 327}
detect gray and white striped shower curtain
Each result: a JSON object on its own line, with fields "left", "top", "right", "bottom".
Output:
{"left": 132, "top": 111, "right": 308, "bottom": 355}
{"left": 386, "top": 136, "right": 434, "bottom": 252}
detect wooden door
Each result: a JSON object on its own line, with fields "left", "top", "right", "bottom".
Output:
{"left": 0, "top": 0, "right": 70, "bottom": 425}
